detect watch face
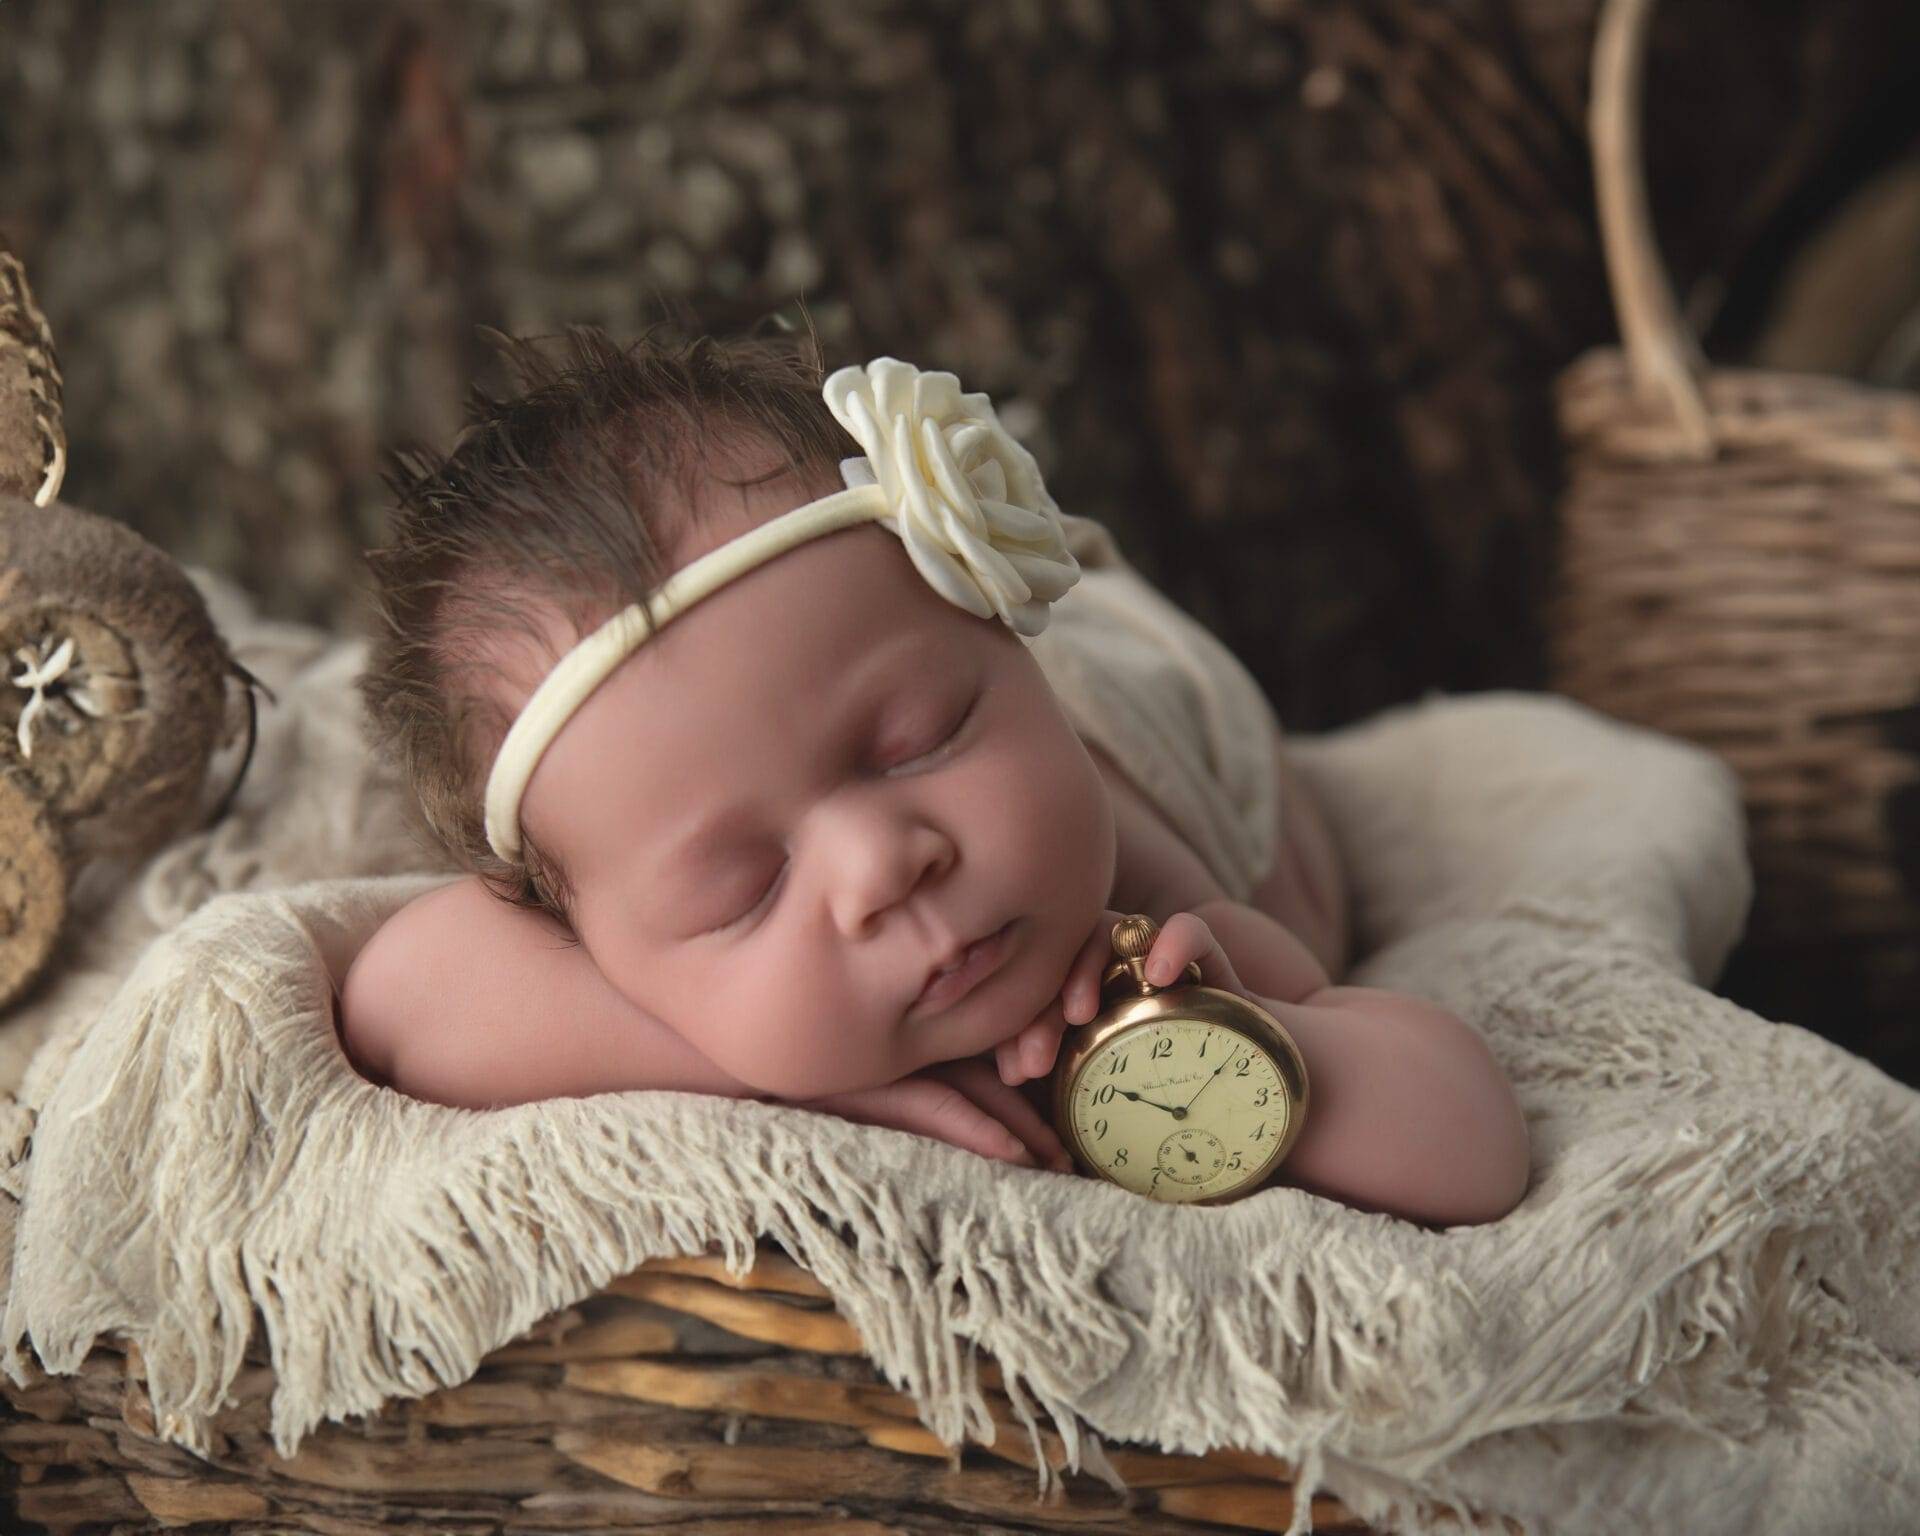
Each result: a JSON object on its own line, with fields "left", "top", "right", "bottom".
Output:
{"left": 1066, "top": 1017, "right": 1292, "bottom": 1203}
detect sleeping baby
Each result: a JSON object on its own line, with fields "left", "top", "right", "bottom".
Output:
{"left": 341, "top": 327, "right": 1530, "bottom": 1228}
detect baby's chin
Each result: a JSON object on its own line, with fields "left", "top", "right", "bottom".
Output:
{"left": 901, "top": 911, "right": 1078, "bottom": 1069}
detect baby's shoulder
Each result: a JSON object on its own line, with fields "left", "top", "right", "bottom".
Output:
{"left": 336, "top": 879, "right": 486, "bottom": 1080}
{"left": 1082, "top": 736, "right": 1225, "bottom": 916}
{"left": 335, "top": 876, "right": 551, "bottom": 1103}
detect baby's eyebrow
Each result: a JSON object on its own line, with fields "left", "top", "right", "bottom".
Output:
{"left": 653, "top": 636, "right": 952, "bottom": 878}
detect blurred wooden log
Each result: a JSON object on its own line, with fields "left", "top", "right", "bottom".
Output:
{"left": 4, "top": 0, "right": 1915, "bottom": 727}
{"left": 5, "top": 0, "right": 1918, "bottom": 1072}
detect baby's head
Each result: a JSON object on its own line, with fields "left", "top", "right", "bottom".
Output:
{"left": 360, "top": 325, "right": 1115, "bottom": 1097}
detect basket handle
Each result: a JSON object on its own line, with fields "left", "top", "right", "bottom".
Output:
{"left": 1591, "top": 0, "right": 1718, "bottom": 456}
{"left": 0, "top": 236, "right": 68, "bottom": 507}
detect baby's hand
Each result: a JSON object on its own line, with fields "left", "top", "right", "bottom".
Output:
{"left": 995, "top": 908, "right": 1252, "bottom": 1086}
{"left": 794, "top": 1056, "right": 1072, "bottom": 1171}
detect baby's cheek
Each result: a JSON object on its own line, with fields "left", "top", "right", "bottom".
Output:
{"left": 1020, "top": 736, "right": 1112, "bottom": 908}
{"left": 684, "top": 997, "right": 864, "bottom": 1101}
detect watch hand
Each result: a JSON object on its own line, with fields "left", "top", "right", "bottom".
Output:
{"left": 1117, "top": 1087, "right": 1181, "bottom": 1116}
{"left": 1181, "top": 1057, "right": 1230, "bottom": 1114}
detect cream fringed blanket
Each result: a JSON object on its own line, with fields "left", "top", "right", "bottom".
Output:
{"left": 4, "top": 566, "right": 1920, "bottom": 1536}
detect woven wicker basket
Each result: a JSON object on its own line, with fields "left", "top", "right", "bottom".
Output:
{"left": 1548, "top": 0, "right": 1920, "bottom": 970}
{"left": 0, "top": 1241, "right": 1463, "bottom": 1534}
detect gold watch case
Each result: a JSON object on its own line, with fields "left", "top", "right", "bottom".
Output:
{"left": 1047, "top": 915, "right": 1311, "bottom": 1205}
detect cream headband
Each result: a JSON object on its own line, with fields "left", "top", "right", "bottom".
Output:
{"left": 483, "top": 356, "right": 1083, "bottom": 861}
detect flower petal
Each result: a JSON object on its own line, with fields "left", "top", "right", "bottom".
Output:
{"left": 17, "top": 690, "right": 44, "bottom": 758}
{"left": 823, "top": 358, "right": 1080, "bottom": 636}
{"left": 913, "top": 369, "right": 963, "bottom": 423}
{"left": 920, "top": 418, "right": 985, "bottom": 538}
{"left": 899, "top": 510, "right": 992, "bottom": 619}
{"left": 891, "top": 413, "right": 935, "bottom": 528}
{"left": 869, "top": 358, "right": 919, "bottom": 424}
{"left": 977, "top": 496, "right": 1057, "bottom": 546}
{"left": 967, "top": 456, "right": 1007, "bottom": 506}
{"left": 1000, "top": 547, "right": 1081, "bottom": 604}
{"left": 955, "top": 527, "right": 1031, "bottom": 610}
{"left": 948, "top": 420, "right": 995, "bottom": 471}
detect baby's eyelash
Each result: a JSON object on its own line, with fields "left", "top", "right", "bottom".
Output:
{"left": 707, "top": 691, "right": 982, "bottom": 936}
{"left": 732, "top": 860, "right": 788, "bottom": 929}
{"left": 894, "top": 692, "right": 978, "bottom": 771}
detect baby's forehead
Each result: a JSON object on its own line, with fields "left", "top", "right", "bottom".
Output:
{"left": 477, "top": 496, "right": 978, "bottom": 703}
{"left": 470, "top": 572, "right": 937, "bottom": 724}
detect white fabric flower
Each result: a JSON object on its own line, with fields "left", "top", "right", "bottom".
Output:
{"left": 10, "top": 634, "right": 102, "bottom": 760}
{"left": 824, "top": 357, "right": 1080, "bottom": 636}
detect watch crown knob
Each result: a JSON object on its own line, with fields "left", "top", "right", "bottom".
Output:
{"left": 1111, "top": 913, "right": 1158, "bottom": 959}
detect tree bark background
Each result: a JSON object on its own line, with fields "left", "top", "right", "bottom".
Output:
{"left": 2, "top": 0, "right": 1917, "bottom": 1067}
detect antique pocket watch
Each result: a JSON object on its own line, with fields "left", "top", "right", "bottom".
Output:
{"left": 1048, "top": 914, "right": 1310, "bottom": 1204}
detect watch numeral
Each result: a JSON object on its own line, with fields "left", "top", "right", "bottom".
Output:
{"left": 1227, "top": 1152, "right": 1243, "bottom": 1171}
{"left": 1251, "top": 1120, "right": 1268, "bottom": 1142}
{"left": 1253, "top": 1086, "right": 1269, "bottom": 1107}
{"left": 1094, "top": 1117, "right": 1109, "bottom": 1141}
{"left": 1113, "top": 1146, "right": 1129, "bottom": 1166}
{"left": 1107, "top": 1052, "right": 1129, "bottom": 1076}
{"left": 1094, "top": 1084, "right": 1118, "bottom": 1106}
{"left": 1234, "top": 1056, "right": 1251, "bottom": 1077}
{"left": 1151, "top": 1036, "right": 1172, "bottom": 1060}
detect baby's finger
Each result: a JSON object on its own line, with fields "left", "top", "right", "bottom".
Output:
{"left": 995, "top": 1016, "right": 1042, "bottom": 1085}
{"left": 1063, "top": 909, "right": 1127, "bottom": 1026}
{"left": 996, "top": 1011, "right": 1067, "bottom": 1086}
{"left": 1146, "top": 911, "right": 1246, "bottom": 995}
{"left": 802, "top": 1077, "right": 1032, "bottom": 1165}
{"left": 994, "top": 1033, "right": 1024, "bottom": 1086}
{"left": 869, "top": 1076, "right": 1037, "bottom": 1165}
{"left": 1021, "top": 1012, "right": 1068, "bottom": 1081}
{"left": 937, "top": 1058, "right": 1070, "bottom": 1171}
{"left": 998, "top": 987, "right": 1070, "bottom": 1083}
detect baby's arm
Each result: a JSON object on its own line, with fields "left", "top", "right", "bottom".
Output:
{"left": 998, "top": 897, "right": 1529, "bottom": 1224}
{"left": 338, "top": 877, "right": 1067, "bottom": 1167}
{"left": 337, "top": 876, "right": 759, "bottom": 1107}
{"left": 1186, "top": 898, "right": 1531, "bottom": 1227}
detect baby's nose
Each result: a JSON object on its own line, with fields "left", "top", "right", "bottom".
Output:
{"left": 825, "top": 817, "right": 956, "bottom": 936}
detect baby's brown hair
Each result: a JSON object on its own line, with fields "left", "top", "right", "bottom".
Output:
{"left": 358, "top": 318, "right": 852, "bottom": 932}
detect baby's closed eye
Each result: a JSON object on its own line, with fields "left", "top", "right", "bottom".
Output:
{"left": 880, "top": 689, "right": 978, "bottom": 773}
{"left": 705, "top": 689, "right": 984, "bottom": 936}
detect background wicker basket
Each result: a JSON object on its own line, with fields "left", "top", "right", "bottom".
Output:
{"left": 1548, "top": 0, "right": 1920, "bottom": 1015}
{"left": 0, "top": 242, "right": 263, "bottom": 1018}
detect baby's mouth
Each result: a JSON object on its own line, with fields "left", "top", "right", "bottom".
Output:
{"left": 908, "top": 919, "right": 1017, "bottom": 1019}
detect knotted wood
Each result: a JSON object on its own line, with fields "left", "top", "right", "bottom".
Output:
{"left": 0, "top": 1243, "right": 1482, "bottom": 1534}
